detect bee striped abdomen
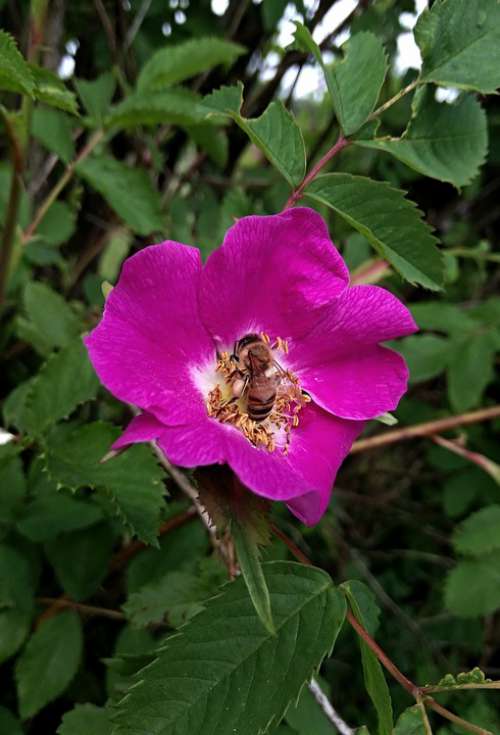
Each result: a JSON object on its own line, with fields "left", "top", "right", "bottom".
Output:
{"left": 247, "top": 376, "right": 276, "bottom": 422}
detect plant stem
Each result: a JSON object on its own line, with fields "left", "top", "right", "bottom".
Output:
{"left": 417, "top": 698, "right": 434, "bottom": 735}
{"left": 108, "top": 506, "right": 197, "bottom": 571}
{"left": 424, "top": 700, "right": 492, "bottom": 735}
{"left": 422, "top": 682, "right": 500, "bottom": 694}
{"left": 446, "top": 248, "right": 500, "bottom": 264}
{"left": 308, "top": 677, "right": 354, "bottom": 735}
{"left": 0, "top": 169, "right": 22, "bottom": 306}
{"left": 271, "top": 525, "right": 494, "bottom": 735}
{"left": 37, "top": 597, "right": 125, "bottom": 622}
{"left": 0, "top": 0, "right": 49, "bottom": 305}
{"left": 23, "top": 129, "right": 104, "bottom": 243}
{"left": 284, "top": 134, "right": 349, "bottom": 209}
{"left": 350, "top": 405, "right": 500, "bottom": 454}
{"left": 366, "top": 78, "right": 419, "bottom": 123}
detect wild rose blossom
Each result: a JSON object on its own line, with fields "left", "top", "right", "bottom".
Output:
{"left": 85, "top": 208, "right": 416, "bottom": 525}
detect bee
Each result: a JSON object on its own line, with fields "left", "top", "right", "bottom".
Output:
{"left": 230, "top": 333, "right": 281, "bottom": 422}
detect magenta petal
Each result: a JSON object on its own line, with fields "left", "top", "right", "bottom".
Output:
{"left": 157, "top": 418, "right": 227, "bottom": 466}
{"left": 84, "top": 242, "right": 215, "bottom": 425}
{"left": 225, "top": 403, "right": 364, "bottom": 525}
{"left": 288, "top": 285, "right": 417, "bottom": 420}
{"left": 199, "top": 207, "right": 349, "bottom": 346}
{"left": 112, "top": 412, "right": 165, "bottom": 450}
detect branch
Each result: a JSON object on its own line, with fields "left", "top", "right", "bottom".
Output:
{"left": 271, "top": 525, "right": 494, "bottom": 735}
{"left": 366, "top": 78, "right": 419, "bottom": 123}
{"left": 37, "top": 597, "right": 125, "bottom": 621}
{"left": 23, "top": 129, "right": 104, "bottom": 243}
{"left": 284, "top": 134, "right": 349, "bottom": 209}
{"left": 350, "top": 406, "right": 500, "bottom": 454}
{"left": 308, "top": 677, "right": 355, "bottom": 735}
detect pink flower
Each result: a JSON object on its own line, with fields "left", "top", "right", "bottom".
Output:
{"left": 85, "top": 208, "right": 416, "bottom": 525}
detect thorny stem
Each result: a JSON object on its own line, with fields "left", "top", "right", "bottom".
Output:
{"left": 284, "top": 134, "right": 349, "bottom": 209}
{"left": 22, "top": 129, "right": 105, "bottom": 244}
{"left": 271, "top": 525, "right": 494, "bottom": 735}
{"left": 350, "top": 405, "right": 500, "bottom": 454}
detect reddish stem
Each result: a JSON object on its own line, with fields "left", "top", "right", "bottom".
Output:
{"left": 351, "top": 405, "right": 500, "bottom": 454}
{"left": 284, "top": 134, "right": 349, "bottom": 209}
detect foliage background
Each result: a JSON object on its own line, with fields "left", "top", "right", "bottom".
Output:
{"left": 0, "top": 0, "right": 499, "bottom": 733}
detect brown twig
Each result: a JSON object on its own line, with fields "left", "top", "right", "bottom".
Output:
{"left": 37, "top": 597, "right": 125, "bottom": 622}
{"left": 22, "top": 129, "right": 105, "bottom": 244}
{"left": 350, "top": 406, "right": 500, "bottom": 454}
{"left": 108, "top": 506, "right": 197, "bottom": 572}
{"left": 432, "top": 435, "right": 500, "bottom": 484}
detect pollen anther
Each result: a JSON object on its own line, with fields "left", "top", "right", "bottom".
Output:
{"left": 207, "top": 337, "right": 308, "bottom": 453}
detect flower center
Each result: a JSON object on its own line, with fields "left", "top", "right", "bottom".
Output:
{"left": 206, "top": 332, "right": 310, "bottom": 454}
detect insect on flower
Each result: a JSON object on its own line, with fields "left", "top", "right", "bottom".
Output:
{"left": 85, "top": 208, "right": 417, "bottom": 525}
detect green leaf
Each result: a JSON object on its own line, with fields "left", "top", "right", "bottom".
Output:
{"left": 0, "top": 445, "right": 26, "bottom": 530}
{"left": 138, "top": 37, "right": 245, "bottom": 91}
{"left": 0, "top": 30, "right": 34, "bottom": 96}
{"left": 395, "top": 334, "right": 451, "bottom": 383}
{"left": 243, "top": 101, "right": 306, "bottom": 187}
{"left": 19, "top": 338, "right": 99, "bottom": 436}
{"left": 30, "top": 64, "right": 79, "bottom": 114}
{"left": 343, "top": 582, "right": 393, "bottom": 735}
{"left": 435, "top": 667, "right": 490, "bottom": 689}
{"left": 305, "top": 174, "right": 443, "bottom": 290}
{"left": 453, "top": 506, "right": 500, "bottom": 556}
{"left": 393, "top": 705, "right": 426, "bottom": 734}
{"left": 357, "top": 89, "right": 488, "bottom": 187}
{"left": 232, "top": 520, "right": 275, "bottom": 634}
{"left": 31, "top": 107, "right": 75, "bottom": 163}
{"left": 126, "top": 514, "right": 209, "bottom": 593}
{"left": 45, "top": 522, "right": 115, "bottom": 600}
{"left": 409, "top": 301, "right": 476, "bottom": 334}
{"left": 20, "top": 282, "right": 81, "bottom": 353}
{"left": 45, "top": 422, "right": 165, "bottom": 545}
{"left": 202, "top": 82, "right": 243, "bottom": 116}
{"left": 75, "top": 71, "right": 116, "bottom": 124}
{"left": 447, "top": 332, "right": 497, "bottom": 411}
{"left": 106, "top": 625, "right": 158, "bottom": 701}
{"left": 123, "top": 566, "right": 220, "bottom": 628}
{"left": 17, "top": 492, "right": 103, "bottom": 542}
{"left": 445, "top": 552, "right": 500, "bottom": 617}
{"left": 37, "top": 200, "right": 77, "bottom": 247}
{"left": 415, "top": 0, "right": 500, "bottom": 93}
{"left": 113, "top": 562, "right": 346, "bottom": 735}
{"left": 295, "top": 25, "right": 387, "bottom": 135}
{"left": 107, "top": 88, "right": 210, "bottom": 130}
{"left": 58, "top": 704, "right": 112, "bottom": 735}
{"left": 15, "top": 610, "right": 83, "bottom": 719}
{"left": 76, "top": 155, "right": 164, "bottom": 235}
{"left": 187, "top": 123, "right": 228, "bottom": 168}
{"left": 0, "top": 545, "right": 34, "bottom": 664}
{"left": 98, "top": 227, "right": 132, "bottom": 282}
{"left": 0, "top": 706, "right": 23, "bottom": 735}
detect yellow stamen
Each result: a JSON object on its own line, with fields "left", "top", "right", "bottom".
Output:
{"left": 207, "top": 341, "right": 309, "bottom": 454}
